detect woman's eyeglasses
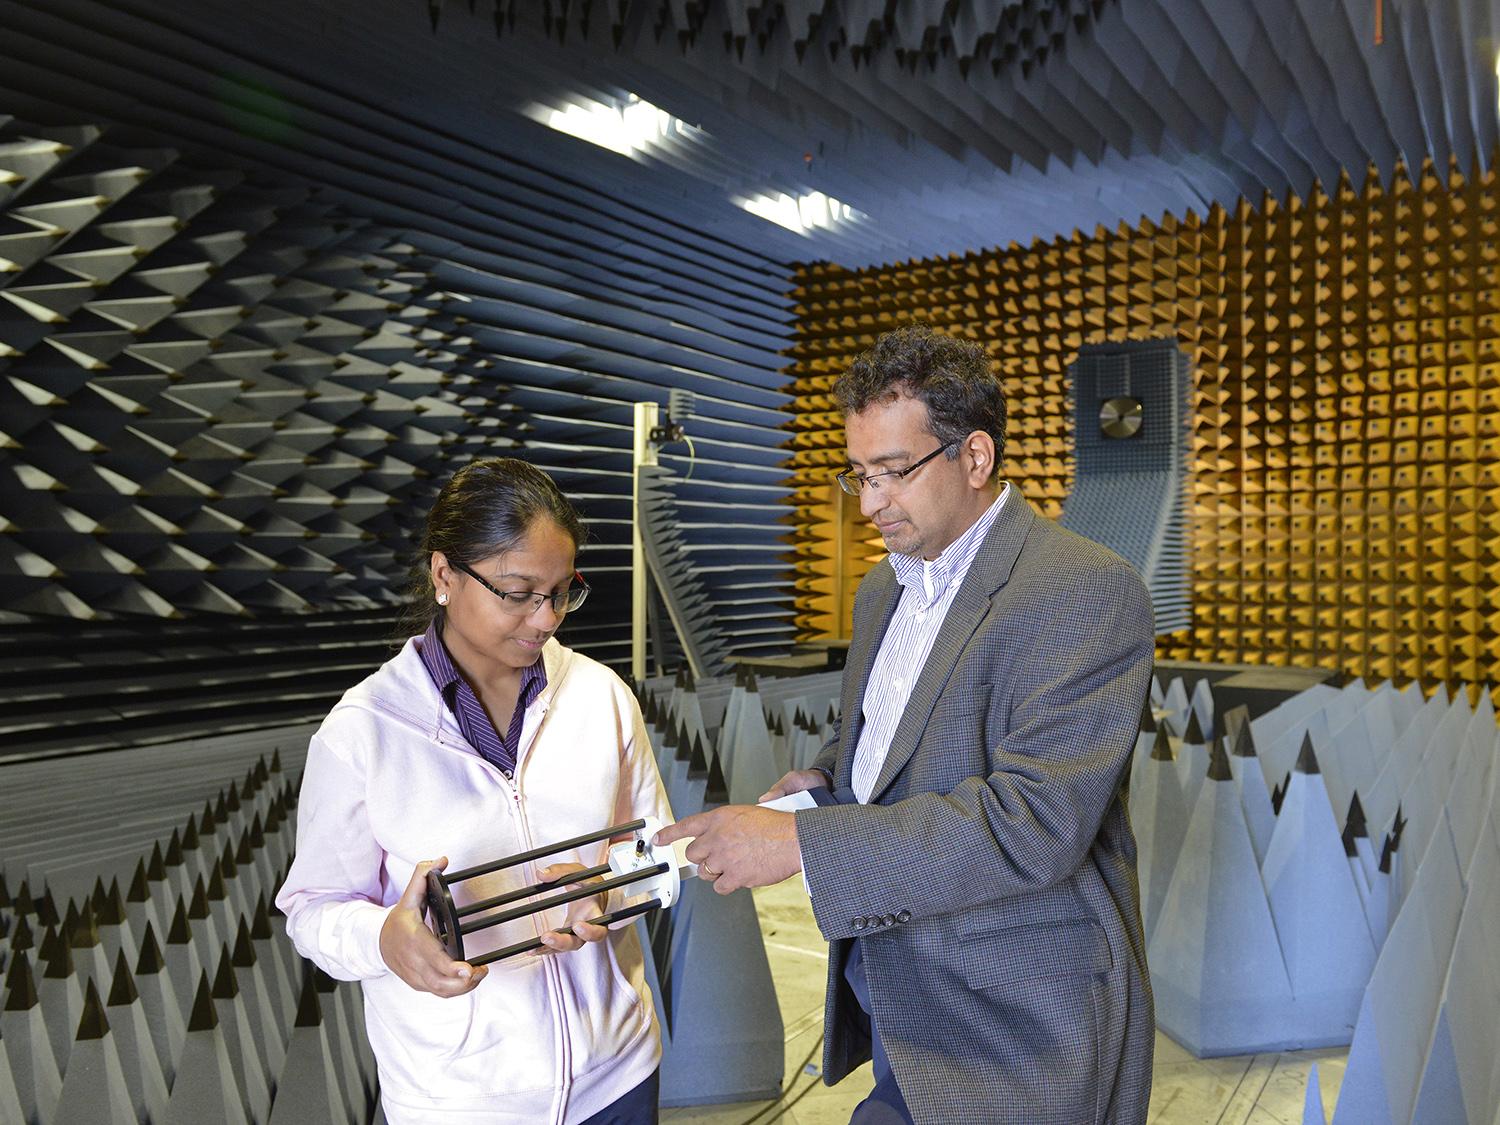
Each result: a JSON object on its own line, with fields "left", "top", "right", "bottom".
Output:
{"left": 451, "top": 561, "right": 591, "bottom": 616}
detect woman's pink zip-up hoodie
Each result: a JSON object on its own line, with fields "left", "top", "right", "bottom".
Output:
{"left": 277, "top": 635, "right": 672, "bottom": 1124}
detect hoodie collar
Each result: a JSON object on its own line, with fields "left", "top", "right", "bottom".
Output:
{"left": 359, "top": 634, "right": 572, "bottom": 741}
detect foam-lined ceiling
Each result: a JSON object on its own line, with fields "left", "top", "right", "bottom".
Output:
{"left": 5, "top": 0, "right": 1491, "bottom": 270}
{"left": 429, "top": 0, "right": 1500, "bottom": 265}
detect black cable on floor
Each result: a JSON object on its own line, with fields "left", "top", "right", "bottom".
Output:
{"left": 730, "top": 1031, "right": 827, "bottom": 1125}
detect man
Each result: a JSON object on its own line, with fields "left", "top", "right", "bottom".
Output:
{"left": 656, "top": 324, "right": 1155, "bottom": 1124}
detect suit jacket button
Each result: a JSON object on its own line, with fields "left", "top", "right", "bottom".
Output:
{"left": 851, "top": 916, "right": 866, "bottom": 930}
{"left": 881, "top": 914, "right": 897, "bottom": 927}
{"left": 896, "top": 910, "right": 911, "bottom": 924}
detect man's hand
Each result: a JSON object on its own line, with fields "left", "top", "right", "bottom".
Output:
{"left": 653, "top": 806, "right": 801, "bottom": 894}
{"left": 535, "top": 862, "right": 608, "bottom": 953}
{"left": 380, "top": 858, "right": 487, "bottom": 996}
{"left": 759, "top": 768, "right": 830, "bottom": 803}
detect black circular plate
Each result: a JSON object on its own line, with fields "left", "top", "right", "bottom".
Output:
{"left": 425, "top": 868, "right": 465, "bottom": 961}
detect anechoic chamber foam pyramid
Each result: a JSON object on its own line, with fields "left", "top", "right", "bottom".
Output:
{"left": 0, "top": 115, "right": 507, "bottom": 621}
{"left": 1137, "top": 668, "right": 1499, "bottom": 1125}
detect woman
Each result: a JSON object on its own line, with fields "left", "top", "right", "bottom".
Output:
{"left": 277, "top": 458, "right": 671, "bottom": 1124}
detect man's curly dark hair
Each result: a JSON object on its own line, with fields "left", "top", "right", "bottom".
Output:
{"left": 833, "top": 323, "right": 1006, "bottom": 479}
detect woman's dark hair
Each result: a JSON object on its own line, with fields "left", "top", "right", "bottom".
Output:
{"left": 398, "top": 457, "right": 587, "bottom": 638}
{"left": 833, "top": 323, "right": 1006, "bottom": 476}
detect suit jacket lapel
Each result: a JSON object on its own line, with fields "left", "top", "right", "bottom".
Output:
{"left": 866, "top": 494, "right": 1036, "bottom": 802}
{"left": 835, "top": 562, "right": 901, "bottom": 787}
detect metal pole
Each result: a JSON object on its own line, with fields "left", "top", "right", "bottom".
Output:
{"left": 632, "top": 402, "right": 660, "bottom": 685}
{"left": 458, "top": 863, "right": 668, "bottom": 935}
{"left": 468, "top": 899, "right": 663, "bottom": 966}
{"left": 455, "top": 863, "right": 613, "bottom": 918}
{"left": 444, "top": 819, "right": 646, "bottom": 883}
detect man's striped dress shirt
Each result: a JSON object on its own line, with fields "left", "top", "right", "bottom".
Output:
{"left": 850, "top": 485, "right": 1010, "bottom": 803}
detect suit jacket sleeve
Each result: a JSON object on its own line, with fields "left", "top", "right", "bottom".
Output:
{"left": 809, "top": 719, "right": 841, "bottom": 782}
{"left": 795, "top": 560, "right": 1153, "bottom": 942}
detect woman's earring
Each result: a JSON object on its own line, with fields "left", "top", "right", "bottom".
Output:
{"left": 437, "top": 593, "right": 449, "bottom": 606}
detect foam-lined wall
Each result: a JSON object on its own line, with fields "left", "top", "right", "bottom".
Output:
{"left": 0, "top": 119, "right": 487, "bottom": 621}
{"left": 0, "top": 0, "right": 809, "bottom": 670}
{"left": 0, "top": 105, "right": 796, "bottom": 668}
{"left": 786, "top": 159, "right": 1500, "bottom": 688}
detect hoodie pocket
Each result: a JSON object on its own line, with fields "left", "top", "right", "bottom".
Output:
{"left": 361, "top": 974, "right": 479, "bottom": 1082}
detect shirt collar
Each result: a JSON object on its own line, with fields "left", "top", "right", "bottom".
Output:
{"left": 416, "top": 618, "right": 548, "bottom": 706}
{"left": 418, "top": 618, "right": 463, "bottom": 699}
{"left": 889, "top": 484, "right": 1010, "bottom": 604}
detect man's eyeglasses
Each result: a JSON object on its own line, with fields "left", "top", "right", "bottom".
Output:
{"left": 451, "top": 561, "right": 591, "bottom": 616}
{"left": 835, "top": 442, "right": 955, "bottom": 496}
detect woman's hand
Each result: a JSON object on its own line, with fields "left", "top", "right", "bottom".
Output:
{"left": 536, "top": 862, "right": 609, "bottom": 953}
{"left": 380, "top": 858, "right": 487, "bottom": 996}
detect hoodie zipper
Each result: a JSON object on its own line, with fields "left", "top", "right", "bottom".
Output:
{"left": 504, "top": 704, "right": 573, "bottom": 1125}
{"left": 430, "top": 696, "right": 572, "bottom": 1123}
{"left": 534, "top": 709, "right": 574, "bottom": 1125}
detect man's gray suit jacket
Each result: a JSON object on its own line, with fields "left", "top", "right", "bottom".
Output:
{"left": 796, "top": 493, "right": 1156, "bottom": 1125}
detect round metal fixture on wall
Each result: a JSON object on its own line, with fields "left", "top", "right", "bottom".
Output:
{"left": 1099, "top": 396, "right": 1145, "bottom": 439}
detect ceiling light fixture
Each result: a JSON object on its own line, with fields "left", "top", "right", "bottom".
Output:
{"left": 526, "top": 93, "right": 698, "bottom": 158}
{"left": 736, "top": 190, "right": 865, "bottom": 234}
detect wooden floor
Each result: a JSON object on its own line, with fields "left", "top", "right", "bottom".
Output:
{"left": 663, "top": 878, "right": 1347, "bottom": 1125}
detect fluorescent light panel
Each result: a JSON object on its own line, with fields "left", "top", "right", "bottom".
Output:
{"left": 527, "top": 93, "right": 698, "bottom": 158}
{"left": 528, "top": 90, "right": 865, "bottom": 237}
{"left": 737, "top": 190, "right": 866, "bottom": 234}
